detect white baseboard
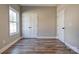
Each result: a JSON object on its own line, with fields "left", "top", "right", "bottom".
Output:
{"left": 65, "top": 43, "right": 79, "bottom": 53}
{"left": 0, "top": 37, "right": 22, "bottom": 54}
{"left": 37, "top": 36, "right": 58, "bottom": 39}
{"left": 59, "top": 39, "right": 64, "bottom": 43}
{"left": 57, "top": 38, "right": 79, "bottom": 53}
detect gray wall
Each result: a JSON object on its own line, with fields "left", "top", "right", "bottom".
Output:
{"left": 64, "top": 5, "right": 79, "bottom": 48}
{"left": 57, "top": 5, "right": 79, "bottom": 50}
{"left": 0, "top": 5, "right": 21, "bottom": 49}
{"left": 21, "top": 6, "right": 57, "bottom": 37}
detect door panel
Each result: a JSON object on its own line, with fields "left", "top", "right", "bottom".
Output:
{"left": 57, "top": 9, "right": 64, "bottom": 42}
{"left": 22, "top": 13, "right": 37, "bottom": 38}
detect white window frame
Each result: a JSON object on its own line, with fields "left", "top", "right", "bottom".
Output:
{"left": 9, "top": 7, "right": 19, "bottom": 36}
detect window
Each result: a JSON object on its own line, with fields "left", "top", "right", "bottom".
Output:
{"left": 9, "top": 7, "right": 19, "bottom": 36}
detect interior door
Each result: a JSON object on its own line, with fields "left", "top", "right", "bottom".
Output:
{"left": 22, "top": 13, "right": 37, "bottom": 38}
{"left": 57, "top": 9, "right": 64, "bottom": 42}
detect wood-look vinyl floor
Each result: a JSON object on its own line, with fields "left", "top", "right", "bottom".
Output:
{"left": 3, "top": 39, "right": 77, "bottom": 54}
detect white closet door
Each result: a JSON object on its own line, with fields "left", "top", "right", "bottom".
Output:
{"left": 22, "top": 13, "right": 37, "bottom": 38}
{"left": 57, "top": 9, "right": 64, "bottom": 42}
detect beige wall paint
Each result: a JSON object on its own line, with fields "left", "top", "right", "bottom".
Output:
{"left": 0, "top": 5, "right": 21, "bottom": 49}
{"left": 21, "top": 6, "right": 57, "bottom": 37}
{"left": 57, "top": 5, "right": 79, "bottom": 52}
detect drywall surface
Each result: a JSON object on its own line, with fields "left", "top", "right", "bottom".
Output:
{"left": 21, "top": 6, "right": 57, "bottom": 37}
{"left": 57, "top": 5, "right": 79, "bottom": 52}
{"left": 0, "top": 5, "right": 21, "bottom": 50}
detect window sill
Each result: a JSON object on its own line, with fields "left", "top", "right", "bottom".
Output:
{"left": 10, "top": 32, "right": 19, "bottom": 37}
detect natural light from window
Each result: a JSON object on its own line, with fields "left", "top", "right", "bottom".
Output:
{"left": 9, "top": 7, "right": 19, "bottom": 36}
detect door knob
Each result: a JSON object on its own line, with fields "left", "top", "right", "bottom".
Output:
{"left": 62, "top": 27, "right": 64, "bottom": 29}
{"left": 28, "top": 27, "right": 32, "bottom": 28}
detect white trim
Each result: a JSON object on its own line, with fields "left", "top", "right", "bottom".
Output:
{"left": 56, "top": 36, "right": 59, "bottom": 39}
{"left": 37, "top": 36, "right": 58, "bottom": 39}
{"left": 0, "top": 37, "right": 22, "bottom": 54}
{"left": 65, "top": 43, "right": 79, "bottom": 53}
{"left": 9, "top": 6, "right": 19, "bottom": 36}
{"left": 58, "top": 38, "right": 79, "bottom": 53}
{"left": 58, "top": 38, "right": 64, "bottom": 43}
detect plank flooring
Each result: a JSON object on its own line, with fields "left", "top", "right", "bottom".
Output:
{"left": 3, "top": 38, "right": 77, "bottom": 54}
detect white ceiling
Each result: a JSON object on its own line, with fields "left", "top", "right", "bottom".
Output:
{"left": 20, "top": 4, "right": 57, "bottom": 6}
